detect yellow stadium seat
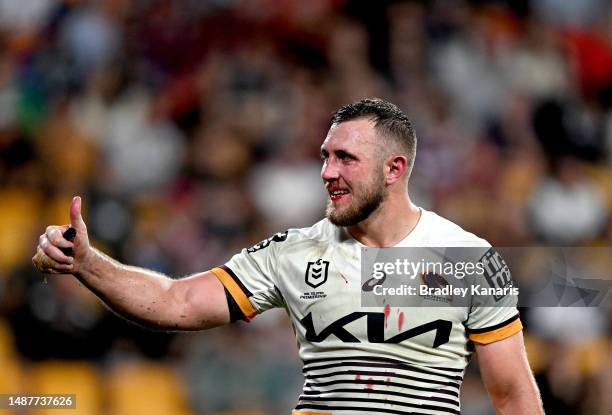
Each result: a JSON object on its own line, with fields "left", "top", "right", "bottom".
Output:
{"left": 574, "top": 338, "right": 610, "bottom": 376}
{"left": 0, "top": 319, "right": 24, "bottom": 398}
{"left": 0, "top": 358, "right": 23, "bottom": 393}
{"left": 0, "top": 360, "right": 24, "bottom": 415}
{"left": 0, "top": 319, "right": 15, "bottom": 360}
{"left": 26, "top": 360, "right": 102, "bottom": 415}
{"left": 0, "top": 189, "right": 40, "bottom": 273}
{"left": 106, "top": 361, "right": 192, "bottom": 415}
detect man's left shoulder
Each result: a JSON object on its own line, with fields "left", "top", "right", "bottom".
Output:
{"left": 425, "top": 210, "right": 491, "bottom": 248}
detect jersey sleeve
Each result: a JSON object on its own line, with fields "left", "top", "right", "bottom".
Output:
{"left": 465, "top": 311, "right": 522, "bottom": 344}
{"left": 210, "top": 231, "right": 288, "bottom": 321}
{"left": 465, "top": 248, "right": 522, "bottom": 344}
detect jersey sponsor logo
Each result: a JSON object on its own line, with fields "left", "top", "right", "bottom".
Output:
{"left": 305, "top": 259, "right": 330, "bottom": 289}
{"left": 300, "top": 312, "right": 452, "bottom": 347}
{"left": 480, "top": 248, "right": 513, "bottom": 301}
{"left": 419, "top": 272, "right": 452, "bottom": 303}
{"left": 247, "top": 231, "right": 289, "bottom": 253}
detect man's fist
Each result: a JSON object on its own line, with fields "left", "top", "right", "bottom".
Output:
{"left": 32, "top": 196, "right": 91, "bottom": 275}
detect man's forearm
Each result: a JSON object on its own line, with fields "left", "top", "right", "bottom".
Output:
{"left": 75, "top": 248, "right": 187, "bottom": 330}
{"left": 491, "top": 379, "right": 543, "bottom": 414}
{"left": 477, "top": 333, "right": 544, "bottom": 415}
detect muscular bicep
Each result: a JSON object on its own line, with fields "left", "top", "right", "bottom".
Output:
{"left": 476, "top": 331, "right": 541, "bottom": 411}
{"left": 170, "top": 271, "right": 232, "bottom": 330}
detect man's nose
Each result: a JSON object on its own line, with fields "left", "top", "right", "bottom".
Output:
{"left": 321, "top": 159, "right": 339, "bottom": 181}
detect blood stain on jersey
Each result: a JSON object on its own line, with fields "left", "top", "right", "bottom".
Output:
{"left": 398, "top": 311, "right": 405, "bottom": 331}
{"left": 366, "top": 377, "right": 374, "bottom": 390}
{"left": 383, "top": 304, "right": 391, "bottom": 328}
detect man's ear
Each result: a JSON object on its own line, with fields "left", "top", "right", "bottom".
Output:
{"left": 385, "top": 155, "right": 409, "bottom": 184}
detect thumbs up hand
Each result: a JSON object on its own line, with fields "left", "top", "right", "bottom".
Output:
{"left": 32, "top": 196, "right": 91, "bottom": 275}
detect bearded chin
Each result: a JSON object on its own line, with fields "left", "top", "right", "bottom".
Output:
{"left": 326, "top": 189, "right": 385, "bottom": 227}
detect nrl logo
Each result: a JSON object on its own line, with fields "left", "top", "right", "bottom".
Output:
{"left": 305, "top": 259, "right": 330, "bottom": 289}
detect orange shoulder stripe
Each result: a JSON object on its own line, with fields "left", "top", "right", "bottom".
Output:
{"left": 468, "top": 317, "right": 523, "bottom": 344}
{"left": 211, "top": 266, "right": 257, "bottom": 321}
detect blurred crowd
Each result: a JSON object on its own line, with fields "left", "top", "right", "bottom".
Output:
{"left": 0, "top": 0, "right": 611, "bottom": 414}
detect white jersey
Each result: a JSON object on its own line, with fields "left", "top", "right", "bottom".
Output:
{"left": 211, "top": 209, "right": 522, "bottom": 415}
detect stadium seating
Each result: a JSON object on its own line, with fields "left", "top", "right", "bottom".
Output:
{"left": 27, "top": 360, "right": 102, "bottom": 415}
{"left": 106, "top": 360, "right": 192, "bottom": 415}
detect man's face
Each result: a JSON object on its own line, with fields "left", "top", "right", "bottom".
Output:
{"left": 320, "top": 119, "right": 386, "bottom": 226}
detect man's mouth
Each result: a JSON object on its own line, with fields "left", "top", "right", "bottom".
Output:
{"left": 329, "top": 189, "right": 350, "bottom": 201}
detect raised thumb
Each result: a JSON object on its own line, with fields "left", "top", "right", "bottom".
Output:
{"left": 69, "top": 196, "right": 87, "bottom": 231}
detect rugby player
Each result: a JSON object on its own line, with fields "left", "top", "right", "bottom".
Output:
{"left": 33, "top": 98, "right": 543, "bottom": 414}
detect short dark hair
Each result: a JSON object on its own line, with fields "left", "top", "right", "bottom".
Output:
{"left": 331, "top": 98, "right": 417, "bottom": 163}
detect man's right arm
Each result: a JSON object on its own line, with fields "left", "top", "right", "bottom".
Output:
{"left": 32, "top": 196, "right": 231, "bottom": 331}
{"left": 77, "top": 249, "right": 230, "bottom": 330}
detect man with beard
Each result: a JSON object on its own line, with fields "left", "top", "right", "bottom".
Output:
{"left": 33, "top": 99, "right": 543, "bottom": 414}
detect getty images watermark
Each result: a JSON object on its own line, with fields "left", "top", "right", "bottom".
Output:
{"left": 361, "top": 247, "right": 612, "bottom": 308}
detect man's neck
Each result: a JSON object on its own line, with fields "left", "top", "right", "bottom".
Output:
{"left": 347, "top": 194, "right": 421, "bottom": 247}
